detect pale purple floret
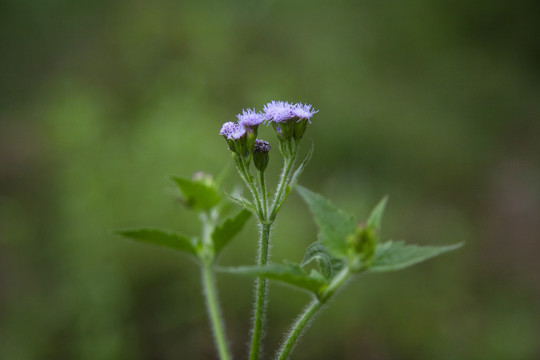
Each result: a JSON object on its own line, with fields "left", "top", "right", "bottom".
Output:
{"left": 230, "top": 126, "right": 247, "bottom": 140}
{"left": 220, "top": 121, "right": 246, "bottom": 140}
{"left": 264, "top": 100, "right": 318, "bottom": 123}
{"left": 237, "top": 108, "right": 264, "bottom": 127}
{"left": 292, "top": 103, "right": 318, "bottom": 123}
{"left": 263, "top": 100, "right": 295, "bottom": 122}
{"left": 220, "top": 121, "right": 238, "bottom": 137}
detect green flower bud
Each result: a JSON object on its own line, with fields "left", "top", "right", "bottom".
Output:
{"left": 253, "top": 140, "right": 271, "bottom": 172}
{"left": 347, "top": 224, "right": 377, "bottom": 270}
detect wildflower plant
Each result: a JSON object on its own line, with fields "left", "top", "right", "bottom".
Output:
{"left": 116, "top": 101, "right": 462, "bottom": 360}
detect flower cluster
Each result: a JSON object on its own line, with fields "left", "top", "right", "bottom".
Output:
{"left": 263, "top": 101, "right": 318, "bottom": 142}
{"left": 263, "top": 101, "right": 318, "bottom": 123}
{"left": 219, "top": 100, "right": 318, "bottom": 161}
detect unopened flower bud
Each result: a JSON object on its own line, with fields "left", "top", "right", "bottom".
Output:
{"left": 253, "top": 139, "right": 271, "bottom": 172}
{"left": 347, "top": 224, "right": 377, "bottom": 270}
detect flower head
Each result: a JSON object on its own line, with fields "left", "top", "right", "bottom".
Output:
{"left": 219, "top": 121, "right": 240, "bottom": 139}
{"left": 220, "top": 121, "right": 247, "bottom": 140}
{"left": 237, "top": 108, "right": 264, "bottom": 127}
{"left": 292, "top": 103, "right": 318, "bottom": 123}
{"left": 263, "top": 101, "right": 295, "bottom": 123}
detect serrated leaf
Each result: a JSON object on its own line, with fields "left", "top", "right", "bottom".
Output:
{"left": 212, "top": 209, "right": 252, "bottom": 255}
{"left": 116, "top": 228, "right": 197, "bottom": 255}
{"left": 171, "top": 176, "right": 221, "bottom": 211}
{"left": 366, "top": 196, "right": 388, "bottom": 232}
{"left": 370, "top": 241, "right": 463, "bottom": 272}
{"left": 296, "top": 186, "right": 356, "bottom": 257}
{"left": 300, "top": 242, "right": 344, "bottom": 279}
{"left": 221, "top": 262, "right": 327, "bottom": 294}
{"left": 289, "top": 143, "right": 314, "bottom": 188}
{"left": 226, "top": 192, "right": 257, "bottom": 214}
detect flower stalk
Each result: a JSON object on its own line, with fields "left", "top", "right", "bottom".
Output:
{"left": 220, "top": 101, "right": 317, "bottom": 360}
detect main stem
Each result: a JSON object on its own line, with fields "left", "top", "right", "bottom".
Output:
{"left": 202, "top": 263, "right": 232, "bottom": 360}
{"left": 249, "top": 142, "right": 300, "bottom": 359}
{"left": 249, "top": 223, "right": 271, "bottom": 360}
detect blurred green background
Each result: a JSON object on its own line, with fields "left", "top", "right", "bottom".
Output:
{"left": 1, "top": 0, "right": 539, "bottom": 359}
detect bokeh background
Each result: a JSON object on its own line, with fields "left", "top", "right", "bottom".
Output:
{"left": 1, "top": 0, "right": 539, "bottom": 359}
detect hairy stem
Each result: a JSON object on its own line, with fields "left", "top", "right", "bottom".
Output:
{"left": 201, "top": 263, "right": 232, "bottom": 360}
{"left": 249, "top": 223, "right": 272, "bottom": 360}
{"left": 249, "top": 142, "right": 302, "bottom": 359}
{"left": 235, "top": 155, "right": 263, "bottom": 217}
{"left": 269, "top": 153, "right": 295, "bottom": 221}
{"left": 275, "top": 266, "right": 352, "bottom": 360}
{"left": 275, "top": 298, "right": 323, "bottom": 360}
{"left": 258, "top": 171, "right": 268, "bottom": 219}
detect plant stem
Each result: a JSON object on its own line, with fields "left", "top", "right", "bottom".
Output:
{"left": 249, "top": 142, "right": 302, "bottom": 359}
{"left": 269, "top": 154, "right": 295, "bottom": 222}
{"left": 275, "top": 298, "right": 323, "bottom": 360}
{"left": 275, "top": 266, "right": 352, "bottom": 360}
{"left": 236, "top": 156, "right": 264, "bottom": 218}
{"left": 320, "top": 266, "right": 351, "bottom": 302}
{"left": 258, "top": 171, "right": 268, "bottom": 219}
{"left": 201, "top": 263, "right": 232, "bottom": 360}
{"left": 249, "top": 222, "right": 272, "bottom": 360}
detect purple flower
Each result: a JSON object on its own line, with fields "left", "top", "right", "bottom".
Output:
{"left": 219, "top": 121, "right": 246, "bottom": 140}
{"left": 292, "top": 103, "right": 318, "bottom": 123}
{"left": 237, "top": 108, "right": 264, "bottom": 127}
{"left": 263, "top": 100, "right": 318, "bottom": 123}
{"left": 220, "top": 121, "right": 239, "bottom": 138}
{"left": 263, "top": 101, "right": 295, "bottom": 122}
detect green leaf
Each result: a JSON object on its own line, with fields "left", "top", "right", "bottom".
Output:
{"left": 300, "top": 242, "right": 344, "bottom": 279}
{"left": 212, "top": 209, "right": 252, "bottom": 255}
{"left": 289, "top": 143, "right": 314, "bottom": 188}
{"left": 366, "top": 196, "right": 388, "bottom": 232}
{"left": 370, "top": 241, "right": 463, "bottom": 272}
{"left": 115, "top": 228, "right": 197, "bottom": 255}
{"left": 296, "top": 186, "right": 356, "bottom": 257}
{"left": 225, "top": 192, "right": 257, "bottom": 214}
{"left": 221, "top": 262, "right": 327, "bottom": 294}
{"left": 171, "top": 176, "right": 221, "bottom": 211}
